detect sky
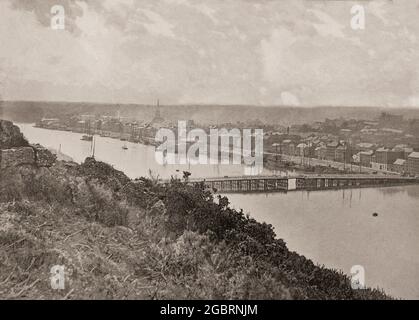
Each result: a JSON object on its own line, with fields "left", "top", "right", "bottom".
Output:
{"left": 0, "top": 0, "right": 419, "bottom": 107}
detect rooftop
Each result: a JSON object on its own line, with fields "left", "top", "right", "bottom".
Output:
{"left": 296, "top": 143, "right": 308, "bottom": 148}
{"left": 408, "top": 152, "right": 419, "bottom": 159}
{"left": 360, "top": 150, "right": 374, "bottom": 155}
{"left": 327, "top": 141, "right": 339, "bottom": 148}
{"left": 357, "top": 142, "right": 374, "bottom": 148}
{"left": 393, "top": 159, "right": 406, "bottom": 166}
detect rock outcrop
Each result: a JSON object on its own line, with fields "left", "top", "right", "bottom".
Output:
{"left": 0, "top": 120, "right": 29, "bottom": 149}
{"left": 0, "top": 120, "right": 56, "bottom": 169}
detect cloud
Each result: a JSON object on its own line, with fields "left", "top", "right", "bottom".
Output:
{"left": 260, "top": 28, "right": 297, "bottom": 83}
{"left": 408, "top": 96, "right": 419, "bottom": 107}
{"left": 193, "top": 3, "right": 219, "bottom": 24}
{"left": 281, "top": 92, "right": 300, "bottom": 106}
{"left": 138, "top": 8, "right": 175, "bottom": 38}
{"left": 308, "top": 8, "right": 345, "bottom": 38}
{"left": 1, "top": 0, "right": 419, "bottom": 107}
{"left": 368, "top": 1, "right": 388, "bottom": 25}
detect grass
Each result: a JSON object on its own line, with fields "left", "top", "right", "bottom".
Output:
{"left": 0, "top": 157, "right": 391, "bottom": 300}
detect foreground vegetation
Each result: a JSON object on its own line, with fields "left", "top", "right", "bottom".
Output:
{"left": 0, "top": 156, "right": 391, "bottom": 300}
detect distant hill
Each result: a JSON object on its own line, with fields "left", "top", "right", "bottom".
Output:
{"left": 2, "top": 100, "right": 419, "bottom": 125}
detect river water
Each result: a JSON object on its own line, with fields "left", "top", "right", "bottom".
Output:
{"left": 17, "top": 124, "right": 271, "bottom": 179}
{"left": 17, "top": 123, "right": 419, "bottom": 299}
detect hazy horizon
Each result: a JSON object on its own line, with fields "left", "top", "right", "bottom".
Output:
{"left": 1, "top": 98, "right": 419, "bottom": 110}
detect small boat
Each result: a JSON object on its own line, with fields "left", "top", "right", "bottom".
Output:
{"left": 81, "top": 135, "right": 93, "bottom": 141}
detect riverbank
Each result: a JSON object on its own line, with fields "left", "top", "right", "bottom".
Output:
{"left": 34, "top": 124, "right": 159, "bottom": 146}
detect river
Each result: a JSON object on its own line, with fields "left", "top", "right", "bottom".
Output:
{"left": 16, "top": 124, "right": 273, "bottom": 179}
{"left": 17, "top": 123, "right": 419, "bottom": 299}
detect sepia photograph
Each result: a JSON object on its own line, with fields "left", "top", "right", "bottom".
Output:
{"left": 1, "top": 0, "right": 419, "bottom": 308}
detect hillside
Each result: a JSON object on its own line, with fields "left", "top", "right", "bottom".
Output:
{"left": 2, "top": 100, "right": 419, "bottom": 126}
{"left": 0, "top": 120, "right": 390, "bottom": 299}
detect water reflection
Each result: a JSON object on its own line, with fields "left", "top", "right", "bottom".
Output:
{"left": 406, "top": 186, "right": 419, "bottom": 198}
{"left": 226, "top": 185, "right": 419, "bottom": 299}
{"left": 377, "top": 185, "right": 419, "bottom": 199}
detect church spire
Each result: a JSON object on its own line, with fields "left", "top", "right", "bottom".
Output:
{"left": 152, "top": 99, "right": 164, "bottom": 123}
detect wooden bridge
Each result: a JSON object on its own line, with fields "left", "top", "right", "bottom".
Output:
{"left": 180, "top": 174, "right": 419, "bottom": 193}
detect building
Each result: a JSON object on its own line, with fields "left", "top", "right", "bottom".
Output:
{"left": 371, "top": 148, "right": 388, "bottom": 171}
{"left": 340, "top": 129, "right": 352, "bottom": 137}
{"left": 280, "top": 140, "right": 295, "bottom": 156}
{"left": 37, "top": 118, "right": 60, "bottom": 128}
{"left": 335, "top": 145, "right": 352, "bottom": 163}
{"left": 403, "top": 148, "right": 414, "bottom": 159}
{"left": 393, "top": 145, "right": 414, "bottom": 160}
{"left": 360, "top": 127, "right": 378, "bottom": 134}
{"left": 408, "top": 152, "right": 419, "bottom": 175}
{"left": 296, "top": 143, "right": 308, "bottom": 157}
{"left": 381, "top": 128, "right": 403, "bottom": 135}
{"left": 356, "top": 142, "right": 375, "bottom": 152}
{"left": 335, "top": 146, "right": 345, "bottom": 163}
{"left": 372, "top": 147, "right": 404, "bottom": 171}
{"left": 325, "top": 141, "right": 340, "bottom": 161}
{"left": 391, "top": 159, "right": 407, "bottom": 174}
{"left": 387, "top": 150, "right": 405, "bottom": 168}
{"left": 315, "top": 145, "right": 327, "bottom": 160}
{"left": 359, "top": 150, "right": 373, "bottom": 167}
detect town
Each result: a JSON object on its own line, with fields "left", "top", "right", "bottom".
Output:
{"left": 34, "top": 105, "right": 419, "bottom": 178}
{"left": 263, "top": 112, "right": 419, "bottom": 176}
